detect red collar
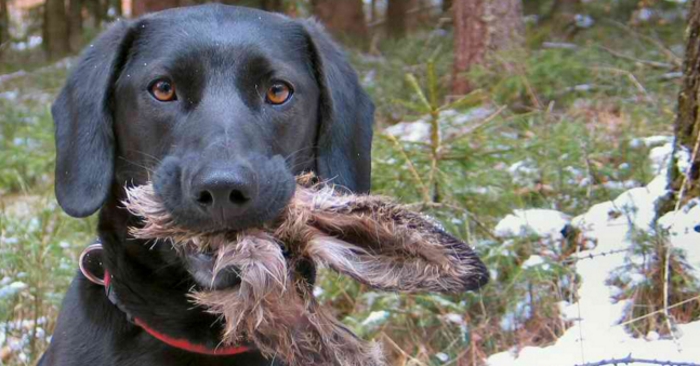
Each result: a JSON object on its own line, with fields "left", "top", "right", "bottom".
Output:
{"left": 79, "top": 243, "right": 251, "bottom": 357}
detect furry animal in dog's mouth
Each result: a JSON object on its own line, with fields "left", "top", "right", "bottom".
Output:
{"left": 124, "top": 175, "right": 489, "bottom": 366}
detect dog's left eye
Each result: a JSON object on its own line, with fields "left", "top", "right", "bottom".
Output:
{"left": 265, "top": 82, "right": 292, "bottom": 105}
{"left": 149, "top": 79, "right": 177, "bottom": 102}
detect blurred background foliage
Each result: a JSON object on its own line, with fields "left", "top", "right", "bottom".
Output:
{"left": 0, "top": 0, "right": 697, "bottom": 365}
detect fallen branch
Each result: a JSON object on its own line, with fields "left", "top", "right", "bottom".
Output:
{"left": 575, "top": 354, "right": 700, "bottom": 366}
{"left": 618, "top": 294, "right": 700, "bottom": 327}
{"left": 598, "top": 46, "right": 676, "bottom": 70}
{"left": 603, "top": 19, "right": 683, "bottom": 68}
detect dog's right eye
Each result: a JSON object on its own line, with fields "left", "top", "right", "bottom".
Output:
{"left": 149, "top": 79, "right": 177, "bottom": 102}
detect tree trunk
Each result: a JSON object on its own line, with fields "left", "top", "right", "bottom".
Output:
{"left": 312, "top": 0, "right": 367, "bottom": 38}
{"left": 452, "top": 0, "right": 524, "bottom": 95}
{"left": 85, "top": 0, "right": 102, "bottom": 28}
{"left": 443, "top": 0, "right": 452, "bottom": 13}
{"left": 133, "top": 0, "right": 181, "bottom": 17}
{"left": 68, "top": 0, "right": 83, "bottom": 52}
{"left": 668, "top": 0, "right": 700, "bottom": 206}
{"left": 44, "top": 0, "right": 70, "bottom": 59}
{"left": 111, "top": 0, "right": 123, "bottom": 17}
{"left": 386, "top": 0, "right": 406, "bottom": 38}
{"left": 261, "top": 0, "right": 283, "bottom": 12}
{"left": 0, "top": 0, "right": 9, "bottom": 53}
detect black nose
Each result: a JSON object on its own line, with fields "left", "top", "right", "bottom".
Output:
{"left": 191, "top": 165, "right": 258, "bottom": 218}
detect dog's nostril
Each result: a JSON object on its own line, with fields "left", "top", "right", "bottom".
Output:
{"left": 229, "top": 189, "right": 249, "bottom": 205}
{"left": 196, "top": 191, "right": 214, "bottom": 206}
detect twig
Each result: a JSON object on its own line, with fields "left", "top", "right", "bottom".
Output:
{"left": 381, "top": 133, "right": 432, "bottom": 203}
{"left": 594, "top": 67, "right": 653, "bottom": 103}
{"left": 380, "top": 333, "right": 429, "bottom": 366}
{"left": 603, "top": 19, "right": 683, "bottom": 68}
{"left": 618, "top": 294, "right": 700, "bottom": 327}
{"left": 443, "top": 105, "right": 507, "bottom": 144}
{"left": 406, "top": 201, "right": 499, "bottom": 241}
{"left": 598, "top": 46, "right": 675, "bottom": 70}
{"left": 575, "top": 354, "right": 700, "bottom": 366}
{"left": 542, "top": 42, "right": 578, "bottom": 50}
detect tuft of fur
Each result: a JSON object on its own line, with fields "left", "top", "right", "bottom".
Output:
{"left": 124, "top": 175, "right": 487, "bottom": 366}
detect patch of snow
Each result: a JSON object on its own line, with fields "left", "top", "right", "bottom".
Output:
{"left": 658, "top": 201, "right": 700, "bottom": 279}
{"left": 442, "top": 313, "right": 465, "bottom": 326}
{"left": 494, "top": 209, "right": 570, "bottom": 240}
{"left": 649, "top": 143, "right": 674, "bottom": 174}
{"left": 361, "top": 310, "right": 390, "bottom": 327}
{"left": 385, "top": 120, "right": 431, "bottom": 143}
{"left": 574, "top": 14, "right": 594, "bottom": 28}
{"left": 487, "top": 136, "right": 700, "bottom": 366}
{"left": 0, "top": 282, "right": 27, "bottom": 299}
{"left": 384, "top": 107, "right": 494, "bottom": 143}
{"left": 0, "top": 90, "right": 19, "bottom": 101}
{"left": 508, "top": 160, "right": 539, "bottom": 183}
{"left": 521, "top": 255, "right": 547, "bottom": 270}
{"left": 602, "top": 180, "right": 638, "bottom": 190}
{"left": 435, "top": 352, "right": 450, "bottom": 362}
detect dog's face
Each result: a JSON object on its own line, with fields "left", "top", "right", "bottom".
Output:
{"left": 112, "top": 11, "right": 323, "bottom": 232}
{"left": 52, "top": 5, "right": 374, "bottom": 289}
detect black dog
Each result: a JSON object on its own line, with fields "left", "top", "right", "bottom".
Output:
{"left": 40, "top": 5, "right": 373, "bottom": 365}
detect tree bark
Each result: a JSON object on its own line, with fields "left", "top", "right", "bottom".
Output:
{"left": 668, "top": 0, "right": 700, "bottom": 205}
{"left": 111, "top": 0, "right": 123, "bottom": 17}
{"left": 133, "top": 0, "right": 181, "bottom": 17}
{"left": 261, "top": 0, "right": 283, "bottom": 12}
{"left": 44, "top": 0, "right": 70, "bottom": 59}
{"left": 0, "top": 0, "right": 9, "bottom": 53}
{"left": 443, "top": 0, "right": 453, "bottom": 13}
{"left": 84, "top": 0, "right": 102, "bottom": 28}
{"left": 68, "top": 0, "right": 83, "bottom": 52}
{"left": 386, "top": 0, "right": 406, "bottom": 39}
{"left": 312, "top": 0, "right": 367, "bottom": 38}
{"left": 452, "top": 0, "right": 524, "bottom": 95}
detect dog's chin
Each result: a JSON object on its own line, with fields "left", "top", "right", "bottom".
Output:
{"left": 185, "top": 251, "right": 242, "bottom": 290}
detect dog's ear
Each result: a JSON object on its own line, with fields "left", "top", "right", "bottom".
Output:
{"left": 304, "top": 195, "right": 489, "bottom": 294}
{"left": 53, "top": 20, "right": 135, "bottom": 217}
{"left": 302, "top": 20, "right": 374, "bottom": 193}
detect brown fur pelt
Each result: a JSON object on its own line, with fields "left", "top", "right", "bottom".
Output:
{"left": 124, "top": 175, "right": 488, "bottom": 366}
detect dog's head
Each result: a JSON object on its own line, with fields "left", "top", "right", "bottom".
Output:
{"left": 52, "top": 5, "right": 373, "bottom": 288}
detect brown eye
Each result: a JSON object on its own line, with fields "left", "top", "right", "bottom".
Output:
{"left": 266, "top": 82, "right": 292, "bottom": 105}
{"left": 150, "top": 79, "right": 176, "bottom": 102}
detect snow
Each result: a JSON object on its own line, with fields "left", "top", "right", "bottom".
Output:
{"left": 494, "top": 209, "right": 570, "bottom": 240}
{"left": 0, "top": 282, "right": 27, "bottom": 299}
{"left": 362, "top": 310, "right": 390, "bottom": 327}
{"left": 658, "top": 201, "right": 700, "bottom": 279}
{"left": 486, "top": 141, "right": 700, "bottom": 366}
{"left": 384, "top": 107, "right": 494, "bottom": 143}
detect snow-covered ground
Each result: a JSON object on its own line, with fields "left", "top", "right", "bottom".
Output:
{"left": 488, "top": 138, "right": 700, "bottom": 366}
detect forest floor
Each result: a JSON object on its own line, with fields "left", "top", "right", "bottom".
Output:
{"left": 1, "top": 17, "right": 699, "bottom": 366}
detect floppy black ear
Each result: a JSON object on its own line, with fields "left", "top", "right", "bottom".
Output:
{"left": 53, "top": 20, "right": 135, "bottom": 217}
{"left": 302, "top": 20, "right": 374, "bottom": 193}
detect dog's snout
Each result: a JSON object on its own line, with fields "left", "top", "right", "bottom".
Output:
{"left": 191, "top": 166, "right": 258, "bottom": 217}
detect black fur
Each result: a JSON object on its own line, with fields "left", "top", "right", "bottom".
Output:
{"left": 42, "top": 5, "right": 374, "bottom": 366}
